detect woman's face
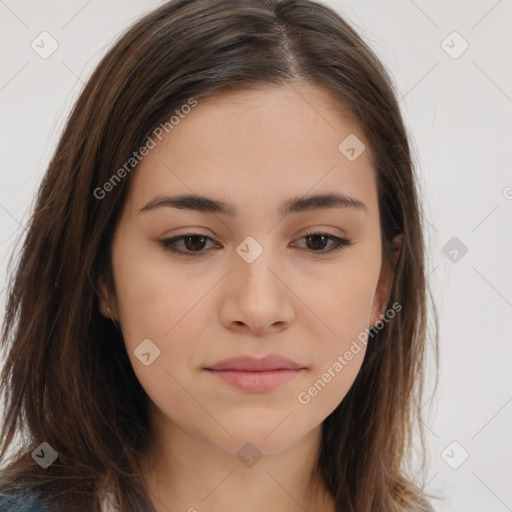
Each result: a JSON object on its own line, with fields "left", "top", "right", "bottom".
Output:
{"left": 100, "top": 82, "right": 395, "bottom": 457}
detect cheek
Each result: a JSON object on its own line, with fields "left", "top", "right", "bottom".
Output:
{"left": 295, "top": 265, "right": 376, "bottom": 410}
{"left": 110, "top": 238, "right": 214, "bottom": 412}
{"left": 113, "top": 264, "right": 207, "bottom": 431}
{"left": 297, "top": 294, "right": 369, "bottom": 416}
{"left": 301, "top": 267, "right": 378, "bottom": 349}
{"left": 295, "top": 234, "right": 381, "bottom": 336}
{"left": 295, "top": 348, "right": 365, "bottom": 431}
{"left": 111, "top": 234, "right": 209, "bottom": 339}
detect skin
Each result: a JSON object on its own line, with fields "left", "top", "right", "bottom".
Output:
{"left": 98, "top": 81, "right": 401, "bottom": 512}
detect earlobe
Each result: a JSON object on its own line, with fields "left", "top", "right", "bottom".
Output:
{"left": 96, "top": 275, "right": 119, "bottom": 321}
{"left": 370, "top": 233, "right": 403, "bottom": 328}
{"left": 370, "top": 291, "right": 388, "bottom": 329}
{"left": 389, "top": 233, "right": 403, "bottom": 269}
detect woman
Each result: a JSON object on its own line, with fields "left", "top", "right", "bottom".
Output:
{"left": 0, "top": 0, "right": 438, "bottom": 510}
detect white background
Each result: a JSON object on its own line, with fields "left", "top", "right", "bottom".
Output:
{"left": 1, "top": 1, "right": 511, "bottom": 511}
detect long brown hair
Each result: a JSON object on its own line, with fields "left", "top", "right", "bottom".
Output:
{"left": 0, "top": 0, "right": 438, "bottom": 510}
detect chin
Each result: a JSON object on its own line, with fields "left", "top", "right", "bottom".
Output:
{"left": 211, "top": 421, "right": 309, "bottom": 457}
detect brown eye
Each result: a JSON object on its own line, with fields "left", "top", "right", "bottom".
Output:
{"left": 160, "top": 233, "right": 217, "bottom": 256}
{"left": 305, "top": 234, "right": 330, "bottom": 251}
{"left": 182, "top": 235, "right": 208, "bottom": 251}
{"left": 294, "top": 232, "right": 353, "bottom": 254}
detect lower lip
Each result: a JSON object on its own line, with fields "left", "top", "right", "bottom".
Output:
{"left": 205, "top": 369, "right": 303, "bottom": 392}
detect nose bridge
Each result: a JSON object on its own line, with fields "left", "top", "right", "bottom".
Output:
{"left": 218, "top": 232, "right": 295, "bottom": 333}
{"left": 234, "top": 234, "right": 281, "bottom": 298}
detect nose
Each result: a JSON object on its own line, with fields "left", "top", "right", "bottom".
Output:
{"left": 218, "top": 244, "right": 295, "bottom": 336}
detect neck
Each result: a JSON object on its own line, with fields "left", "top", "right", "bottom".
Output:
{"left": 139, "top": 406, "right": 335, "bottom": 512}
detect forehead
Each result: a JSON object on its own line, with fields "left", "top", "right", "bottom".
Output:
{"left": 125, "top": 82, "right": 377, "bottom": 218}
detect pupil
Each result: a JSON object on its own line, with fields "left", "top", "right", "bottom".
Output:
{"left": 307, "top": 234, "right": 327, "bottom": 251}
{"left": 186, "top": 235, "right": 206, "bottom": 251}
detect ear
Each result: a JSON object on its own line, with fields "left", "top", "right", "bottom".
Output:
{"left": 97, "top": 274, "right": 119, "bottom": 321}
{"left": 370, "top": 233, "right": 402, "bottom": 328}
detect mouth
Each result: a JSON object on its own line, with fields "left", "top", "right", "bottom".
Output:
{"left": 203, "top": 354, "right": 306, "bottom": 393}
{"left": 204, "top": 368, "right": 304, "bottom": 392}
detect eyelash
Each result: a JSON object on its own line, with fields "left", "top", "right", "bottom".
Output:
{"left": 159, "top": 231, "right": 353, "bottom": 257}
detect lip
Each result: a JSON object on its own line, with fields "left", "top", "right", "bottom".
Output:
{"left": 204, "top": 354, "right": 305, "bottom": 371}
{"left": 204, "top": 354, "right": 306, "bottom": 393}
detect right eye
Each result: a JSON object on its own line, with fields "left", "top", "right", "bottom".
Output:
{"left": 159, "top": 233, "right": 219, "bottom": 257}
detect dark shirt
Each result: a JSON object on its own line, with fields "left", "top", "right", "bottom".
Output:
{"left": 0, "top": 489, "right": 52, "bottom": 511}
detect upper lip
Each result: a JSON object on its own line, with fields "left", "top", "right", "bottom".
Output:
{"left": 204, "top": 354, "right": 305, "bottom": 371}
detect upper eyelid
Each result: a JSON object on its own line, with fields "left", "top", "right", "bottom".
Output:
{"left": 160, "top": 231, "right": 351, "bottom": 255}
{"left": 162, "top": 230, "right": 347, "bottom": 244}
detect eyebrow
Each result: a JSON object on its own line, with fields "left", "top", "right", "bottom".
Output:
{"left": 139, "top": 192, "right": 368, "bottom": 217}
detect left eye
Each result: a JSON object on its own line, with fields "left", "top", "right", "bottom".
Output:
{"left": 159, "top": 232, "right": 353, "bottom": 257}
{"left": 293, "top": 232, "right": 353, "bottom": 254}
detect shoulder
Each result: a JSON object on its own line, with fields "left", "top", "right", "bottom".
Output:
{"left": 0, "top": 482, "right": 56, "bottom": 512}
{"left": 0, "top": 491, "right": 49, "bottom": 511}
{"left": 0, "top": 479, "right": 116, "bottom": 512}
